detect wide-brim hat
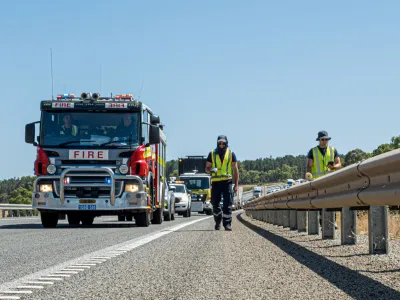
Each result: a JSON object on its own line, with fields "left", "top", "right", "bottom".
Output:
{"left": 316, "top": 131, "right": 331, "bottom": 141}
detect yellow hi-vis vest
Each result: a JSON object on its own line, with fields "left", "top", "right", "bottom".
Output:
{"left": 60, "top": 125, "right": 78, "bottom": 136}
{"left": 211, "top": 149, "right": 233, "bottom": 182}
{"left": 311, "top": 146, "right": 335, "bottom": 178}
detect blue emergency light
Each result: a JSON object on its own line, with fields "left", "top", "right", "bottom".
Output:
{"left": 105, "top": 177, "right": 112, "bottom": 184}
{"left": 57, "top": 93, "right": 75, "bottom": 99}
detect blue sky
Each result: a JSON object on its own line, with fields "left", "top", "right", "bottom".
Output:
{"left": 0, "top": 0, "right": 399, "bottom": 179}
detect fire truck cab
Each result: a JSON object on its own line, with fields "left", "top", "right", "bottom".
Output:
{"left": 25, "top": 92, "right": 167, "bottom": 228}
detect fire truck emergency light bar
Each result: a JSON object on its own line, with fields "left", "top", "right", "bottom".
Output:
{"left": 54, "top": 92, "right": 135, "bottom": 101}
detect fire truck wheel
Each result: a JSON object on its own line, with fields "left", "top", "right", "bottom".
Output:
{"left": 68, "top": 214, "right": 81, "bottom": 226}
{"left": 81, "top": 215, "right": 94, "bottom": 226}
{"left": 126, "top": 214, "right": 133, "bottom": 222}
{"left": 118, "top": 215, "right": 125, "bottom": 222}
{"left": 135, "top": 212, "right": 150, "bottom": 227}
{"left": 41, "top": 212, "right": 59, "bottom": 228}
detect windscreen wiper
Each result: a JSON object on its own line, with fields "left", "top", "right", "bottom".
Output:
{"left": 98, "top": 140, "right": 128, "bottom": 147}
{"left": 58, "top": 140, "right": 96, "bottom": 147}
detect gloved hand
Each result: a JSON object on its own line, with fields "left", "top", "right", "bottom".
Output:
{"left": 211, "top": 168, "right": 218, "bottom": 173}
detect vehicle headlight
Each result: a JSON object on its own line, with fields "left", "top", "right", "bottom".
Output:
{"left": 125, "top": 184, "right": 139, "bottom": 193}
{"left": 46, "top": 164, "right": 56, "bottom": 175}
{"left": 205, "top": 200, "right": 211, "bottom": 205}
{"left": 39, "top": 184, "right": 53, "bottom": 193}
{"left": 119, "top": 164, "right": 129, "bottom": 175}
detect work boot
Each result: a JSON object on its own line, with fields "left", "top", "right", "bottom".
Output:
{"left": 215, "top": 223, "right": 221, "bottom": 230}
{"left": 224, "top": 224, "right": 232, "bottom": 231}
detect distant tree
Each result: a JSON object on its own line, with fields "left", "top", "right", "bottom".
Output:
{"left": 344, "top": 149, "right": 371, "bottom": 166}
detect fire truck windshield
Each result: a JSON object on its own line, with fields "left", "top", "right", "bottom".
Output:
{"left": 40, "top": 111, "right": 140, "bottom": 148}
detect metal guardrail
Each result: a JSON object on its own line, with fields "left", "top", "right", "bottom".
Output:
{"left": 0, "top": 203, "right": 37, "bottom": 218}
{"left": 244, "top": 149, "right": 400, "bottom": 255}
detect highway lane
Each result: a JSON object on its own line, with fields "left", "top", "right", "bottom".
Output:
{"left": 4, "top": 211, "right": 400, "bottom": 300}
{"left": 0, "top": 214, "right": 209, "bottom": 287}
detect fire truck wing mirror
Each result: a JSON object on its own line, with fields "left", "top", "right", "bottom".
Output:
{"left": 25, "top": 122, "right": 39, "bottom": 145}
{"left": 149, "top": 125, "right": 160, "bottom": 144}
{"left": 150, "top": 115, "right": 160, "bottom": 125}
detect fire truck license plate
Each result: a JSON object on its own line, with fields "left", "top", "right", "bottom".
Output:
{"left": 78, "top": 205, "right": 96, "bottom": 210}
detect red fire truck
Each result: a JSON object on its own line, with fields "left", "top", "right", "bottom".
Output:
{"left": 25, "top": 92, "right": 167, "bottom": 228}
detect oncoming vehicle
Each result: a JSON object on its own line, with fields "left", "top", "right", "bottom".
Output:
{"left": 178, "top": 156, "right": 212, "bottom": 215}
{"left": 170, "top": 183, "right": 191, "bottom": 218}
{"left": 163, "top": 181, "right": 176, "bottom": 221}
{"left": 25, "top": 92, "right": 167, "bottom": 228}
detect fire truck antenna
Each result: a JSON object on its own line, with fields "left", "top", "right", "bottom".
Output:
{"left": 100, "top": 64, "right": 102, "bottom": 94}
{"left": 50, "top": 48, "right": 54, "bottom": 100}
{"left": 138, "top": 79, "right": 144, "bottom": 100}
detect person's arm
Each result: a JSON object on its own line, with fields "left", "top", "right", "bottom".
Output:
{"left": 205, "top": 161, "right": 212, "bottom": 174}
{"left": 333, "top": 149, "right": 342, "bottom": 170}
{"left": 232, "top": 162, "right": 239, "bottom": 193}
{"left": 306, "top": 149, "right": 313, "bottom": 173}
{"left": 205, "top": 152, "right": 212, "bottom": 174}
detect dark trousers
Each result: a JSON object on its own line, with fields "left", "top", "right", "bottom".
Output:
{"left": 211, "top": 180, "right": 233, "bottom": 227}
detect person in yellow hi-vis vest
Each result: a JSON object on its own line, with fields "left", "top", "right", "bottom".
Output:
{"left": 205, "top": 135, "right": 239, "bottom": 231}
{"left": 306, "top": 130, "right": 342, "bottom": 228}
{"left": 59, "top": 113, "right": 78, "bottom": 136}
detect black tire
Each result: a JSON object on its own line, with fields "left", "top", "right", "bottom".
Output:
{"left": 81, "top": 215, "right": 94, "bottom": 226}
{"left": 135, "top": 212, "right": 150, "bottom": 227}
{"left": 41, "top": 212, "right": 58, "bottom": 228}
{"left": 183, "top": 207, "right": 190, "bottom": 218}
{"left": 152, "top": 208, "right": 163, "bottom": 224}
{"left": 126, "top": 214, "right": 133, "bottom": 222}
{"left": 118, "top": 215, "right": 125, "bottom": 222}
{"left": 171, "top": 212, "right": 175, "bottom": 221}
{"left": 67, "top": 214, "right": 81, "bottom": 226}
{"left": 164, "top": 206, "right": 171, "bottom": 221}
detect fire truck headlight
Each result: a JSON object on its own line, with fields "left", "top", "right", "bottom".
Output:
{"left": 46, "top": 164, "right": 57, "bottom": 175}
{"left": 39, "top": 184, "right": 53, "bottom": 193}
{"left": 125, "top": 184, "right": 139, "bottom": 193}
{"left": 119, "top": 164, "right": 129, "bottom": 175}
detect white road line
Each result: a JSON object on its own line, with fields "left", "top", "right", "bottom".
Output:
{"left": 68, "top": 265, "right": 91, "bottom": 269}
{"left": 0, "top": 296, "right": 21, "bottom": 299}
{"left": 61, "top": 269, "right": 85, "bottom": 272}
{"left": 70, "top": 264, "right": 96, "bottom": 267}
{"left": 25, "top": 281, "right": 54, "bottom": 285}
{"left": 0, "top": 216, "right": 212, "bottom": 296}
{"left": 16, "top": 286, "right": 44, "bottom": 289}
{"left": 0, "top": 291, "right": 32, "bottom": 294}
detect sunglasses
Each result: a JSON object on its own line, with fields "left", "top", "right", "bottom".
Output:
{"left": 320, "top": 139, "right": 328, "bottom": 141}
{"left": 218, "top": 142, "right": 226, "bottom": 145}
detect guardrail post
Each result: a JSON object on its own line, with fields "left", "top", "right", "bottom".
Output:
{"left": 322, "top": 209, "right": 336, "bottom": 240}
{"left": 308, "top": 210, "right": 320, "bottom": 235}
{"left": 23, "top": 210, "right": 27, "bottom": 217}
{"left": 16, "top": 210, "right": 20, "bottom": 217}
{"left": 1, "top": 210, "right": 5, "bottom": 218}
{"left": 289, "top": 210, "right": 297, "bottom": 230}
{"left": 9, "top": 210, "right": 13, "bottom": 217}
{"left": 368, "top": 206, "right": 389, "bottom": 254}
{"left": 277, "top": 210, "right": 283, "bottom": 226}
{"left": 283, "top": 210, "right": 290, "bottom": 228}
{"left": 297, "top": 211, "right": 307, "bottom": 232}
{"left": 341, "top": 207, "right": 357, "bottom": 245}
{"left": 273, "top": 210, "right": 278, "bottom": 225}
